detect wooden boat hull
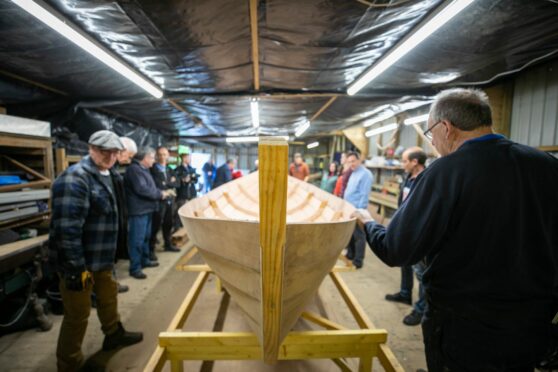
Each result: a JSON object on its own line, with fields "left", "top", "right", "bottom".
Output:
{"left": 179, "top": 171, "right": 356, "bottom": 356}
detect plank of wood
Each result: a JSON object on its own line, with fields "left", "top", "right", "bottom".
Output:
{"left": 0, "top": 234, "right": 48, "bottom": 259}
{"left": 1, "top": 154, "right": 49, "bottom": 181}
{"left": 0, "top": 206, "right": 39, "bottom": 222}
{"left": 301, "top": 311, "right": 347, "bottom": 330}
{"left": 258, "top": 137, "right": 288, "bottom": 364}
{"left": 330, "top": 272, "right": 405, "bottom": 372}
{"left": 0, "top": 190, "right": 50, "bottom": 204}
{"left": 160, "top": 329, "right": 386, "bottom": 360}
{"left": 249, "top": 0, "right": 260, "bottom": 91}
{"left": 0, "top": 180, "right": 51, "bottom": 193}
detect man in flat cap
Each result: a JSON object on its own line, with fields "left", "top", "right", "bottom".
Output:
{"left": 49, "top": 130, "right": 142, "bottom": 371}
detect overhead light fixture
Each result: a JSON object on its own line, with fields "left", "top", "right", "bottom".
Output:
{"left": 347, "top": 0, "right": 476, "bottom": 96}
{"left": 12, "top": 0, "right": 163, "bottom": 99}
{"left": 404, "top": 114, "right": 429, "bottom": 125}
{"left": 295, "top": 120, "right": 310, "bottom": 137}
{"left": 225, "top": 136, "right": 288, "bottom": 143}
{"left": 363, "top": 111, "right": 396, "bottom": 128}
{"left": 365, "top": 123, "right": 398, "bottom": 138}
{"left": 250, "top": 99, "right": 259, "bottom": 128}
{"left": 307, "top": 141, "right": 319, "bottom": 149}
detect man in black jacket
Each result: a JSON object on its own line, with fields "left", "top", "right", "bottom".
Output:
{"left": 353, "top": 88, "right": 558, "bottom": 371}
{"left": 150, "top": 147, "right": 179, "bottom": 257}
{"left": 213, "top": 159, "right": 236, "bottom": 188}
{"left": 174, "top": 153, "right": 198, "bottom": 228}
{"left": 124, "top": 147, "right": 173, "bottom": 279}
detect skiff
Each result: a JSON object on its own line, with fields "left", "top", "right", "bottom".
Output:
{"left": 179, "top": 139, "right": 356, "bottom": 362}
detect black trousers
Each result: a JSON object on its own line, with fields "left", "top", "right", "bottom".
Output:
{"left": 174, "top": 198, "right": 188, "bottom": 229}
{"left": 422, "top": 304, "right": 551, "bottom": 372}
{"left": 150, "top": 200, "right": 174, "bottom": 250}
{"left": 346, "top": 226, "right": 366, "bottom": 268}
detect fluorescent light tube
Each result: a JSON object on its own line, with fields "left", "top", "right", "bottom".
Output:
{"left": 226, "top": 136, "right": 288, "bottom": 143}
{"left": 363, "top": 111, "right": 395, "bottom": 127}
{"left": 250, "top": 100, "right": 259, "bottom": 128}
{"left": 295, "top": 120, "right": 310, "bottom": 137}
{"left": 12, "top": 0, "right": 163, "bottom": 99}
{"left": 226, "top": 136, "right": 259, "bottom": 143}
{"left": 347, "top": 0, "right": 476, "bottom": 96}
{"left": 307, "top": 141, "right": 319, "bottom": 149}
{"left": 404, "top": 114, "right": 429, "bottom": 125}
{"left": 365, "top": 123, "right": 398, "bottom": 138}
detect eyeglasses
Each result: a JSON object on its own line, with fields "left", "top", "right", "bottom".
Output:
{"left": 423, "top": 121, "right": 442, "bottom": 141}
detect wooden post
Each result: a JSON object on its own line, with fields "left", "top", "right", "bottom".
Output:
{"left": 258, "top": 137, "right": 288, "bottom": 364}
{"left": 249, "top": 0, "right": 260, "bottom": 91}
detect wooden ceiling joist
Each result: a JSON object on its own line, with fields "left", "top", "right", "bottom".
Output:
{"left": 249, "top": 0, "right": 260, "bottom": 91}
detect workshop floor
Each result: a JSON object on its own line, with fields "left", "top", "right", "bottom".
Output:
{"left": 0, "top": 236, "right": 426, "bottom": 372}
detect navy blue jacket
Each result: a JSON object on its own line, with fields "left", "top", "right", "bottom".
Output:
{"left": 364, "top": 136, "right": 558, "bottom": 327}
{"left": 49, "top": 156, "right": 120, "bottom": 273}
{"left": 213, "top": 163, "right": 232, "bottom": 188}
{"left": 124, "top": 160, "right": 162, "bottom": 216}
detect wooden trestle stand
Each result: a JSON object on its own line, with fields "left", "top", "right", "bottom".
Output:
{"left": 144, "top": 138, "right": 403, "bottom": 371}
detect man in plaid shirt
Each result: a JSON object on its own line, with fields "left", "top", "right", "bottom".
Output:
{"left": 49, "top": 130, "right": 142, "bottom": 371}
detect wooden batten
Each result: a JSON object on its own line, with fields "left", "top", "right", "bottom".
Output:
{"left": 258, "top": 137, "right": 288, "bottom": 363}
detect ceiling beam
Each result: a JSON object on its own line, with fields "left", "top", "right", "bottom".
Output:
{"left": 249, "top": 0, "right": 260, "bottom": 91}
{"left": 310, "top": 96, "right": 337, "bottom": 122}
{"left": 0, "top": 69, "right": 68, "bottom": 96}
{"left": 168, "top": 99, "right": 218, "bottom": 135}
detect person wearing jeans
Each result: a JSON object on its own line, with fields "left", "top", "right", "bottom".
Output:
{"left": 124, "top": 147, "right": 173, "bottom": 279}
{"left": 343, "top": 151, "right": 373, "bottom": 269}
{"left": 128, "top": 213, "right": 153, "bottom": 276}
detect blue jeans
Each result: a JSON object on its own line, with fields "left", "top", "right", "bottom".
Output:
{"left": 128, "top": 214, "right": 152, "bottom": 274}
{"left": 400, "top": 261, "right": 427, "bottom": 314}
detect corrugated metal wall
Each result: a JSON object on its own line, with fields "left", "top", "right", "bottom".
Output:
{"left": 510, "top": 60, "right": 558, "bottom": 147}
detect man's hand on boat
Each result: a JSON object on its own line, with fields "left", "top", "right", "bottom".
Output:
{"left": 351, "top": 209, "right": 374, "bottom": 228}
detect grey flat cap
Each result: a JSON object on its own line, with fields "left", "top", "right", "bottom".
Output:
{"left": 88, "top": 130, "right": 125, "bottom": 150}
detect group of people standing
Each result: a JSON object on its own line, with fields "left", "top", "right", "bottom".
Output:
{"left": 297, "top": 150, "right": 374, "bottom": 269}
{"left": 123, "top": 146, "right": 198, "bottom": 279}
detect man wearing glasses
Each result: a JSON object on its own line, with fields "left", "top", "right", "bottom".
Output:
{"left": 353, "top": 88, "right": 558, "bottom": 371}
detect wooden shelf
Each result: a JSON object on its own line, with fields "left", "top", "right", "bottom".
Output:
{"left": 0, "top": 234, "right": 48, "bottom": 274}
{"left": 366, "top": 165, "right": 404, "bottom": 170}
{"left": 0, "top": 132, "right": 53, "bottom": 231}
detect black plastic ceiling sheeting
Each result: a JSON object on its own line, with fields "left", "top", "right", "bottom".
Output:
{"left": 1, "top": 0, "right": 558, "bottom": 142}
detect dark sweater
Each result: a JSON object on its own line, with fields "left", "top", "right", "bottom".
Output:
{"left": 364, "top": 136, "right": 558, "bottom": 326}
{"left": 213, "top": 163, "right": 232, "bottom": 188}
{"left": 124, "top": 160, "right": 162, "bottom": 216}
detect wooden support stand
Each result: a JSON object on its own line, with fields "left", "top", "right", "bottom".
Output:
{"left": 146, "top": 247, "right": 403, "bottom": 372}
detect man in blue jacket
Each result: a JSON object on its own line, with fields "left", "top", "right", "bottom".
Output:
{"left": 354, "top": 88, "right": 558, "bottom": 371}
{"left": 49, "top": 130, "right": 142, "bottom": 371}
{"left": 124, "top": 147, "right": 173, "bottom": 279}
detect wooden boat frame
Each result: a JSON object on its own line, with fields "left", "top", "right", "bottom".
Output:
{"left": 143, "top": 246, "right": 404, "bottom": 372}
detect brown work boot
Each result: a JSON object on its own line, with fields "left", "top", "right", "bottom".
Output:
{"left": 102, "top": 322, "right": 143, "bottom": 351}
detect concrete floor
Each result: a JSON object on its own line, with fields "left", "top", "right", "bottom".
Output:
{"left": 0, "top": 236, "right": 426, "bottom": 372}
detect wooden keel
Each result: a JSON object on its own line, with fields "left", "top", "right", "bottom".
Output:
{"left": 258, "top": 137, "right": 289, "bottom": 364}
